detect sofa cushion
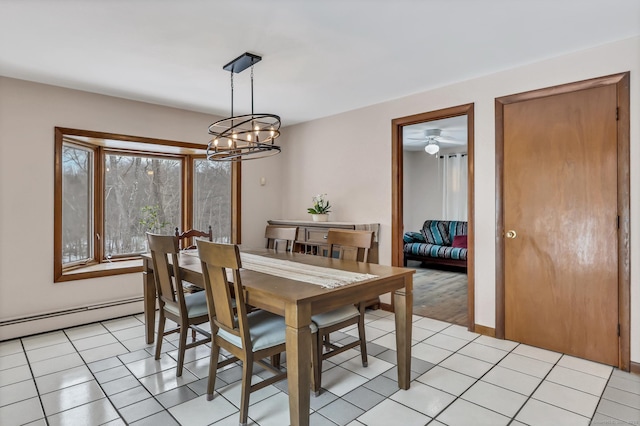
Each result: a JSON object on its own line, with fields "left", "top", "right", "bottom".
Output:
{"left": 447, "top": 221, "right": 468, "bottom": 239}
{"left": 403, "top": 242, "right": 467, "bottom": 260}
{"left": 452, "top": 235, "right": 468, "bottom": 248}
{"left": 403, "top": 231, "right": 425, "bottom": 243}
{"left": 421, "top": 220, "right": 450, "bottom": 245}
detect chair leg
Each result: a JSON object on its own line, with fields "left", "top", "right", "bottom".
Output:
{"left": 357, "top": 305, "right": 368, "bottom": 367}
{"left": 191, "top": 328, "right": 196, "bottom": 342}
{"left": 311, "top": 332, "right": 320, "bottom": 396}
{"left": 207, "top": 341, "right": 220, "bottom": 401}
{"left": 176, "top": 322, "right": 189, "bottom": 377}
{"left": 239, "top": 358, "right": 254, "bottom": 426}
{"left": 270, "top": 354, "right": 281, "bottom": 369}
{"left": 155, "top": 314, "right": 166, "bottom": 360}
{"left": 314, "top": 331, "right": 325, "bottom": 395}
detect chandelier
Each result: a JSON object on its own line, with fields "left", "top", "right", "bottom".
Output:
{"left": 207, "top": 52, "right": 281, "bottom": 161}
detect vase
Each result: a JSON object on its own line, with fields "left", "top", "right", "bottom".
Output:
{"left": 311, "top": 214, "right": 329, "bottom": 222}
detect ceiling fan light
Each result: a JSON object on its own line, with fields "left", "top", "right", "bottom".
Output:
{"left": 424, "top": 143, "right": 440, "bottom": 155}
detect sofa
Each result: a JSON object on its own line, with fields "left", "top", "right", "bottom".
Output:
{"left": 403, "top": 220, "right": 468, "bottom": 270}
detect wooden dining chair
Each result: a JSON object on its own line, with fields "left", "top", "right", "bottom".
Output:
{"left": 175, "top": 225, "right": 212, "bottom": 250}
{"left": 311, "top": 228, "right": 374, "bottom": 395}
{"left": 146, "top": 233, "right": 210, "bottom": 377}
{"left": 265, "top": 225, "right": 298, "bottom": 252}
{"left": 197, "top": 240, "right": 318, "bottom": 426}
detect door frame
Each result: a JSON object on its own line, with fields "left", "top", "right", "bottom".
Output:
{"left": 495, "top": 72, "right": 630, "bottom": 370}
{"left": 391, "top": 103, "right": 475, "bottom": 331}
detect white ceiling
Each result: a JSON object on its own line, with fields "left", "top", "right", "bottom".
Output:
{"left": 1, "top": 1, "right": 639, "bottom": 126}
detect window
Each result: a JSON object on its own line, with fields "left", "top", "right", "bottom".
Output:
{"left": 54, "top": 128, "right": 240, "bottom": 282}
{"left": 61, "top": 143, "right": 94, "bottom": 265}
{"left": 104, "top": 154, "right": 182, "bottom": 257}
{"left": 193, "top": 159, "right": 231, "bottom": 242}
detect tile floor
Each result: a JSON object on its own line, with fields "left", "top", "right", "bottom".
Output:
{"left": 1, "top": 310, "right": 639, "bottom": 425}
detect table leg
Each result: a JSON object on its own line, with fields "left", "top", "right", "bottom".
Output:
{"left": 394, "top": 274, "right": 413, "bottom": 389}
{"left": 285, "top": 302, "right": 312, "bottom": 426}
{"left": 143, "top": 258, "right": 156, "bottom": 344}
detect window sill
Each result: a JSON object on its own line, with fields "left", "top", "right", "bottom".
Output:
{"left": 56, "top": 259, "right": 143, "bottom": 282}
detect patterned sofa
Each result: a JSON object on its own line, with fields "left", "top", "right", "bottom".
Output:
{"left": 403, "top": 220, "right": 468, "bottom": 269}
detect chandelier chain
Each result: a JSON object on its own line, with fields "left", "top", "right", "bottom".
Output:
{"left": 250, "top": 64, "right": 254, "bottom": 115}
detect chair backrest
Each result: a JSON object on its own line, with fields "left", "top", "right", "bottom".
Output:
{"left": 326, "top": 229, "right": 374, "bottom": 262}
{"left": 197, "top": 241, "right": 251, "bottom": 347}
{"left": 265, "top": 225, "right": 298, "bottom": 252}
{"left": 147, "top": 233, "right": 187, "bottom": 314}
{"left": 175, "top": 226, "right": 213, "bottom": 250}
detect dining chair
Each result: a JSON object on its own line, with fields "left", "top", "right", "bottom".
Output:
{"left": 311, "top": 228, "right": 375, "bottom": 395}
{"left": 146, "top": 233, "right": 210, "bottom": 377}
{"left": 175, "top": 225, "right": 213, "bottom": 250}
{"left": 265, "top": 225, "right": 298, "bottom": 252}
{"left": 197, "top": 240, "right": 318, "bottom": 426}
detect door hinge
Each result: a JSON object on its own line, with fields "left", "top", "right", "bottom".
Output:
{"left": 618, "top": 324, "right": 621, "bottom": 336}
{"left": 617, "top": 216, "right": 620, "bottom": 229}
{"left": 616, "top": 107, "right": 619, "bottom": 120}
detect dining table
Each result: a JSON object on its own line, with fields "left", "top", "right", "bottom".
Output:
{"left": 140, "top": 246, "right": 414, "bottom": 426}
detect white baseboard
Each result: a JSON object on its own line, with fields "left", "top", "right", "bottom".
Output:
{"left": 0, "top": 300, "right": 145, "bottom": 342}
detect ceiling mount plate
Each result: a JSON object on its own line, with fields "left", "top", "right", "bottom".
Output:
{"left": 223, "top": 52, "right": 262, "bottom": 74}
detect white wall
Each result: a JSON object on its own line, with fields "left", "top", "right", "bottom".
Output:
{"left": 278, "top": 36, "right": 640, "bottom": 362}
{"left": 403, "top": 150, "right": 443, "bottom": 232}
{"left": 0, "top": 77, "right": 284, "bottom": 339}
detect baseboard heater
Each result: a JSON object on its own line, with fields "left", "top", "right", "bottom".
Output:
{"left": 0, "top": 297, "right": 144, "bottom": 327}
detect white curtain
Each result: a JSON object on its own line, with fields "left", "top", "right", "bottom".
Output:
{"left": 441, "top": 153, "right": 468, "bottom": 220}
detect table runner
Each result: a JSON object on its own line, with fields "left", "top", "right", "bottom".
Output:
{"left": 239, "top": 253, "right": 377, "bottom": 288}
{"left": 240, "top": 253, "right": 377, "bottom": 288}
{"left": 184, "top": 250, "right": 377, "bottom": 289}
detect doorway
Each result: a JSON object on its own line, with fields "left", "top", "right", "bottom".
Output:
{"left": 392, "top": 103, "right": 475, "bottom": 330}
{"left": 495, "top": 73, "right": 630, "bottom": 369}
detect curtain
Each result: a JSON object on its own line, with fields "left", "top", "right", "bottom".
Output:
{"left": 441, "top": 153, "right": 468, "bottom": 220}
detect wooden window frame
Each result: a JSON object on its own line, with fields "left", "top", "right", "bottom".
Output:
{"left": 54, "top": 127, "right": 241, "bottom": 282}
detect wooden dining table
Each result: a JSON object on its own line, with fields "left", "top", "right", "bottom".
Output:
{"left": 141, "top": 247, "right": 414, "bottom": 426}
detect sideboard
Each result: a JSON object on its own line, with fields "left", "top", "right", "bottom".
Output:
{"left": 267, "top": 220, "right": 380, "bottom": 264}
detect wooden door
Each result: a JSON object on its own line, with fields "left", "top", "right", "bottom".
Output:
{"left": 503, "top": 85, "right": 619, "bottom": 366}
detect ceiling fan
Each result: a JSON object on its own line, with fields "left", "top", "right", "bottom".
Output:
{"left": 407, "top": 128, "right": 464, "bottom": 155}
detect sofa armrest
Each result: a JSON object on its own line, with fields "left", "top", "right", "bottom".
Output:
{"left": 403, "top": 231, "right": 426, "bottom": 244}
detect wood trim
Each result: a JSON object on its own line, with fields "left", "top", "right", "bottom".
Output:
{"left": 183, "top": 156, "right": 193, "bottom": 232}
{"left": 391, "top": 104, "right": 475, "bottom": 331}
{"left": 465, "top": 106, "right": 475, "bottom": 332}
{"left": 494, "top": 98, "right": 506, "bottom": 339}
{"left": 95, "top": 147, "right": 104, "bottom": 262}
{"left": 53, "top": 128, "right": 64, "bottom": 282}
{"left": 232, "top": 161, "right": 242, "bottom": 244}
{"left": 630, "top": 362, "right": 640, "bottom": 376}
{"left": 54, "top": 128, "right": 241, "bottom": 282}
{"left": 391, "top": 121, "right": 403, "bottom": 268}
{"left": 55, "top": 266, "right": 144, "bottom": 282}
{"left": 57, "top": 127, "right": 208, "bottom": 152}
{"left": 494, "top": 72, "right": 630, "bottom": 370}
{"left": 616, "top": 72, "right": 631, "bottom": 371}
{"left": 473, "top": 324, "right": 495, "bottom": 338}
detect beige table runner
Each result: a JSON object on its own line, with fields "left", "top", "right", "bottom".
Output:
{"left": 239, "top": 252, "right": 377, "bottom": 288}
{"left": 184, "top": 250, "right": 377, "bottom": 289}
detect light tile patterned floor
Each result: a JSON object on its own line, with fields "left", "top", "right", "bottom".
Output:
{"left": 1, "top": 310, "right": 639, "bottom": 425}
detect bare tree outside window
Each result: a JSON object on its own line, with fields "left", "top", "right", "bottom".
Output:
{"left": 104, "top": 154, "right": 181, "bottom": 256}
{"left": 193, "top": 159, "right": 231, "bottom": 243}
{"left": 61, "top": 143, "right": 93, "bottom": 264}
